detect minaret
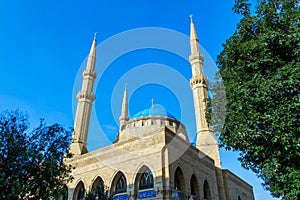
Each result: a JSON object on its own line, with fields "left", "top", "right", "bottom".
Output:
{"left": 69, "top": 34, "right": 97, "bottom": 155}
{"left": 189, "top": 15, "right": 221, "bottom": 168}
{"left": 119, "top": 86, "right": 129, "bottom": 130}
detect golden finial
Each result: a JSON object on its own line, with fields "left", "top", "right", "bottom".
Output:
{"left": 94, "top": 32, "right": 97, "bottom": 40}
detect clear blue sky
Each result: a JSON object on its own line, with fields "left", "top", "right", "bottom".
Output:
{"left": 0, "top": 0, "right": 276, "bottom": 199}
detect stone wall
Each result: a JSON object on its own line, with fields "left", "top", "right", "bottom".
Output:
{"left": 222, "top": 170, "right": 255, "bottom": 200}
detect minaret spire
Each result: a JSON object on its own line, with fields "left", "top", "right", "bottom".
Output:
{"left": 119, "top": 85, "right": 129, "bottom": 130}
{"left": 190, "top": 14, "right": 198, "bottom": 42}
{"left": 69, "top": 34, "right": 97, "bottom": 155}
{"left": 188, "top": 17, "right": 221, "bottom": 168}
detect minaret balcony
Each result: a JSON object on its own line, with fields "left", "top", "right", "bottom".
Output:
{"left": 190, "top": 75, "right": 208, "bottom": 87}
{"left": 77, "top": 91, "right": 95, "bottom": 101}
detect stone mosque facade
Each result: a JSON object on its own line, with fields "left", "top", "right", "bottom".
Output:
{"left": 66, "top": 18, "right": 255, "bottom": 200}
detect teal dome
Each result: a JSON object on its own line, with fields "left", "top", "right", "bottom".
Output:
{"left": 132, "top": 104, "right": 176, "bottom": 120}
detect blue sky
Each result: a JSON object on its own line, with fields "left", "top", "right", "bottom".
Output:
{"left": 0, "top": 0, "right": 276, "bottom": 199}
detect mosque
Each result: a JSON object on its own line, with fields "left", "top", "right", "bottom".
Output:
{"left": 66, "top": 18, "right": 255, "bottom": 200}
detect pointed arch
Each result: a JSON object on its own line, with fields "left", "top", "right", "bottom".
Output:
{"left": 134, "top": 165, "right": 156, "bottom": 199}
{"left": 190, "top": 174, "right": 200, "bottom": 199}
{"left": 110, "top": 171, "right": 127, "bottom": 197}
{"left": 73, "top": 181, "right": 85, "bottom": 200}
{"left": 174, "top": 166, "right": 185, "bottom": 192}
{"left": 203, "top": 180, "right": 211, "bottom": 200}
{"left": 139, "top": 168, "right": 154, "bottom": 190}
{"left": 92, "top": 176, "right": 104, "bottom": 190}
{"left": 136, "top": 165, "right": 154, "bottom": 190}
{"left": 238, "top": 195, "right": 241, "bottom": 200}
{"left": 171, "top": 166, "right": 185, "bottom": 200}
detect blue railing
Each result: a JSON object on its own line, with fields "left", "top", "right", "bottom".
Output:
{"left": 113, "top": 193, "right": 129, "bottom": 200}
{"left": 138, "top": 189, "right": 156, "bottom": 199}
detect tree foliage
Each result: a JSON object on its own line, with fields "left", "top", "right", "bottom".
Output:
{"left": 85, "top": 183, "right": 109, "bottom": 200}
{"left": 0, "top": 110, "right": 73, "bottom": 199}
{"left": 206, "top": 72, "right": 227, "bottom": 139}
{"left": 217, "top": 0, "right": 300, "bottom": 199}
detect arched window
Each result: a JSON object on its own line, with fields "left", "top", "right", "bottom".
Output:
{"left": 174, "top": 167, "right": 185, "bottom": 192}
{"left": 92, "top": 176, "right": 104, "bottom": 190}
{"left": 203, "top": 180, "right": 211, "bottom": 200}
{"left": 115, "top": 174, "right": 127, "bottom": 194}
{"left": 77, "top": 185, "right": 85, "bottom": 200}
{"left": 111, "top": 172, "right": 129, "bottom": 199}
{"left": 175, "top": 174, "right": 181, "bottom": 191}
{"left": 190, "top": 174, "right": 199, "bottom": 199}
{"left": 191, "top": 180, "right": 195, "bottom": 195}
{"left": 134, "top": 166, "right": 156, "bottom": 199}
{"left": 238, "top": 195, "right": 241, "bottom": 200}
{"left": 172, "top": 167, "right": 185, "bottom": 200}
{"left": 73, "top": 181, "right": 85, "bottom": 200}
{"left": 139, "top": 168, "right": 154, "bottom": 190}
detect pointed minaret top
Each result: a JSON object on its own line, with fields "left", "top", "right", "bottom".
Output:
{"left": 151, "top": 98, "right": 154, "bottom": 108}
{"left": 190, "top": 14, "right": 198, "bottom": 41}
{"left": 85, "top": 33, "right": 97, "bottom": 72}
{"left": 89, "top": 33, "right": 97, "bottom": 54}
{"left": 189, "top": 15, "right": 201, "bottom": 55}
{"left": 189, "top": 14, "right": 193, "bottom": 23}
{"left": 122, "top": 85, "right": 128, "bottom": 109}
{"left": 120, "top": 85, "right": 129, "bottom": 124}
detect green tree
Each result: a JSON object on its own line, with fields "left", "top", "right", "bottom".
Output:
{"left": 0, "top": 110, "right": 73, "bottom": 199}
{"left": 206, "top": 71, "right": 227, "bottom": 138}
{"left": 217, "top": 0, "right": 300, "bottom": 199}
{"left": 85, "top": 183, "right": 109, "bottom": 200}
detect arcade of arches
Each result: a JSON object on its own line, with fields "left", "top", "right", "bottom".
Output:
{"left": 72, "top": 166, "right": 212, "bottom": 200}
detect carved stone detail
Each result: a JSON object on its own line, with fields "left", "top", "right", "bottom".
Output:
{"left": 77, "top": 91, "right": 95, "bottom": 101}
